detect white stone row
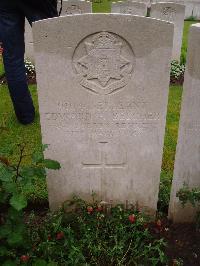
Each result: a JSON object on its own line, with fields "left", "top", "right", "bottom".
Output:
{"left": 169, "top": 23, "right": 200, "bottom": 223}
{"left": 152, "top": 0, "right": 200, "bottom": 19}
{"left": 28, "top": 13, "right": 200, "bottom": 223}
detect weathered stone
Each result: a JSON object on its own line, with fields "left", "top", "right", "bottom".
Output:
{"left": 111, "top": 1, "right": 148, "bottom": 16}
{"left": 169, "top": 24, "right": 200, "bottom": 223}
{"left": 152, "top": 0, "right": 200, "bottom": 19}
{"left": 151, "top": 2, "right": 185, "bottom": 61}
{"left": 59, "top": 0, "right": 92, "bottom": 15}
{"left": 33, "top": 14, "right": 173, "bottom": 213}
{"left": 25, "top": 19, "right": 34, "bottom": 62}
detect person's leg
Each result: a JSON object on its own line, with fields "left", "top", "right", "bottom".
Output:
{"left": 0, "top": 3, "right": 35, "bottom": 125}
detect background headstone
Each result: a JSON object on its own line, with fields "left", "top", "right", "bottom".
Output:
{"left": 59, "top": 0, "right": 92, "bottom": 15}
{"left": 151, "top": 2, "right": 185, "bottom": 61}
{"left": 169, "top": 24, "right": 200, "bottom": 223}
{"left": 111, "top": 1, "right": 148, "bottom": 16}
{"left": 25, "top": 19, "right": 34, "bottom": 62}
{"left": 152, "top": 0, "right": 200, "bottom": 19}
{"left": 33, "top": 14, "right": 173, "bottom": 213}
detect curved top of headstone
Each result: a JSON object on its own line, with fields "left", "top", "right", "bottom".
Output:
{"left": 151, "top": 2, "right": 186, "bottom": 13}
{"left": 111, "top": 1, "right": 148, "bottom": 16}
{"left": 33, "top": 14, "right": 173, "bottom": 58}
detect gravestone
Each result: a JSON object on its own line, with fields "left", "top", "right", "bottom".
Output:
{"left": 152, "top": 0, "right": 200, "bottom": 19}
{"left": 59, "top": 0, "right": 92, "bottom": 15}
{"left": 151, "top": 2, "right": 185, "bottom": 61}
{"left": 169, "top": 24, "right": 200, "bottom": 223}
{"left": 32, "top": 14, "right": 173, "bottom": 212}
{"left": 111, "top": 1, "right": 148, "bottom": 16}
{"left": 25, "top": 19, "right": 34, "bottom": 62}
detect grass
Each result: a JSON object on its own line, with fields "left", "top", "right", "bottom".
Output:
{"left": 0, "top": 4, "right": 197, "bottom": 205}
{"left": 0, "top": 60, "right": 4, "bottom": 77}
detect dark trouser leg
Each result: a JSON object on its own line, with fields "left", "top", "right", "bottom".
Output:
{"left": 0, "top": 6, "right": 35, "bottom": 125}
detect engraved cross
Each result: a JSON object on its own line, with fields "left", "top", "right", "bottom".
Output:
{"left": 82, "top": 142, "right": 127, "bottom": 173}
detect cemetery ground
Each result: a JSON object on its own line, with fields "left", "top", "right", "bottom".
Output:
{"left": 0, "top": 4, "right": 200, "bottom": 266}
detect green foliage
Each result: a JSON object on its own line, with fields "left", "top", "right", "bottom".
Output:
{"left": 177, "top": 185, "right": 200, "bottom": 207}
{"left": 158, "top": 171, "right": 172, "bottom": 212}
{"left": 92, "top": 0, "right": 111, "bottom": 13}
{"left": 21, "top": 196, "right": 167, "bottom": 265}
{"left": 185, "top": 16, "right": 198, "bottom": 22}
{"left": 177, "top": 185, "right": 200, "bottom": 227}
{"left": 170, "top": 60, "right": 185, "bottom": 80}
{"left": 0, "top": 57, "right": 4, "bottom": 77}
{"left": 0, "top": 143, "right": 60, "bottom": 263}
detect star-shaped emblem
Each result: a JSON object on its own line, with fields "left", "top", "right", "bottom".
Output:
{"left": 77, "top": 32, "right": 130, "bottom": 88}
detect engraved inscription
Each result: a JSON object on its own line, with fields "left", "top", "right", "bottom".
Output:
{"left": 44, "top": 99, "right": 160, "bottom": 138}
{"left": 161, "top": 7, "right": 176, "bottom": 21}
{"left": 121, "top": 7, "right": 133, "bottom": 14}
{"left": 73, "top": 31, "right": 135, "bottom": 95}
{"left": 65, "top": 5, "right": 82, "bottom": 14}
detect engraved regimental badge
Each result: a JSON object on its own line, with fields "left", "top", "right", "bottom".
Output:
{"left": 73, "top": 31, "right": 135, "bottom": 95}
{"left": 162, "top": 7, "right": 176, "bottom": 21}
{"left": 66, "top": 5, "right": 82, "bottom": 14}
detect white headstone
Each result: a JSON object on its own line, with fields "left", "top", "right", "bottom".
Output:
{"left": 60, "top": 0, "right": 92, "bottom": 15}
{"left": 169, "top": 24, "right": 200, "bottom": 223}
{"left": 151, "top": 2, "right": 185, "bottom": 61}
{"left": 25, "top": 19, "right": 34, "bottom": 62}
{"left": 152, "top": 0, "right": 200, "bottom": 19}
{"left": 33, "top": 14, "right": 173, "bottom": 213}
{"left": 111, "top": 1, "right": 148, "bottom": 16}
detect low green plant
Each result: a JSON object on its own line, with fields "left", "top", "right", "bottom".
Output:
{"left": 177, "top": 184, "right": 200, "bottom": 227}
{"left": 0, "top": 143, "right": 61, "bottom": 265}
{"left": 22, "top": 196, "right": 167, "bottom": 265}
{"left": 170, "top": 60, "right": 185, "bottom": 80}
{"left": 185, "top": 15, "right": 197, "bottom": 22}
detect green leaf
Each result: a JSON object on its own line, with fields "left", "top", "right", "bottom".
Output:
{"left": 47, "top": 262, "right": 58, "bottom": 266}
{"left": 2, "top": 260, "right": 16, "bottom": 266}
{"left": 9, "top": 194, "right": 27, "bottom": 211}
{"left": 32, "top": 150, "right": 44, "bottom": 164}
{"left": 0, "top": 224, "right": 11, "bottom": 238}
{"left": 7, "top": 231, "right": 23, "bottom": 246}
{"left": 0, "top": 190, "right": 9, "bottom": 203}
{"left": 2, "top": 182, "right": 17, "bottom": 194}
{"left": 20, "top": 166, "right": 35, "bottom": 178}
{"left": 0, "top": 164, "right": 14, "bottom": 182}
{"left": 0, "top": 246, "right": 8, "bottom": 256}
{"left": 8, "top": 207, "right": 23, "bottom": 221}
{"left": 42, "top": 144, "right": 49, "bottom": 151}
{"left": 33, "top": 259, "right": 47, "bottom": 266}
{"left": 43, "top": 159, "right": 61, "bottom": 170}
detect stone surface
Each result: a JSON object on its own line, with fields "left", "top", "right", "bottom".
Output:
{"left": 25, "top": 19, "right": 34, "bottom": 62}
{"left": 111, "top": 1, "right": 148, "bottom": 16}
{"left": 151, "top": 2, "right": 185, "bottom": 61}
{"left": 33, "top": 14, "right": 173, "bottom": 212}
{"left": 169, "top": 24, "right": 200, "bottom": 223}
{"left": 152, "top": 0, "right": 200, "bottom": 19}
{"left": 59, "top": 0, "right": 92, "bottom": 15}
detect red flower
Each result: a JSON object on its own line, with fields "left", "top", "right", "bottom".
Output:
{"left": 47, "top": 234, "right": 51, "bottom": 241}
{"left": 128, "top": 214, "right": 136, "bottom": 223}
{"left": 20, "top": 255, "right": 30, "bottom": 263}
{"left": 156, "top": 219, "right": 162, "bottom": 228}
{"left": 87, "top": 206, "right": 93, "bottom": 214}
{"left": 56, "top": 231, "right": 64, "bottom": 240}
{"left": 96, "top": 206, "right": 103, "bottom": 212}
